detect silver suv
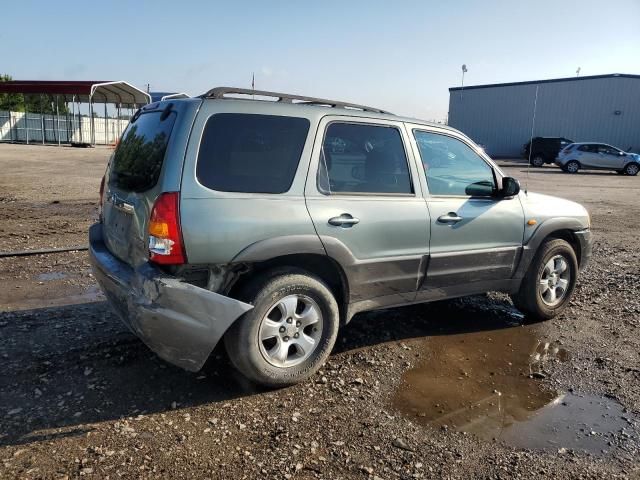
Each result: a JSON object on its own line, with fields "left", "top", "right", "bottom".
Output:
{"left": 90, "top": 87, "right": 592, "bottom": 387}
{"left": 556, "top": 142, "right": 640, "bottom": 175}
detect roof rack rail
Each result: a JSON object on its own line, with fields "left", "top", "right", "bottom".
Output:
{"left": 199, "top": 87, "right": 392, "bottom": 114}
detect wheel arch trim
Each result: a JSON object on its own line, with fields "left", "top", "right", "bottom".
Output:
{"left": 514, "top": 218, "right": 588, "bottom": 278}
{"left": 231, "top": 235, "right": 327, "bottom": 263}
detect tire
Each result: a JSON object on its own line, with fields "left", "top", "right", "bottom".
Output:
{"left": 511, "top": 238, "right": 578, "bottom": 321}
{"left": 531, "top": 155, "right": 545, "bottom": 167}
{"left": 224, "top": 268, "right": 339, "bottom": 387}
{"left": 565, "top": 160, "right": 580, "bottom": 174}
{"left": 624, "top": 163, "right": 639, "bottom": 176}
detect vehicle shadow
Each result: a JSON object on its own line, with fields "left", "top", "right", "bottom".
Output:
{"left": 335, "top": 294, "right": 527, "bottom": 354}
{"left": 0, "top": 295, "right": 528, "bottom": 448}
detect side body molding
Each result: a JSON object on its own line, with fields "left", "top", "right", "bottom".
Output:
{"left": 319, "top": 235, "right": 423, "bottom": 319}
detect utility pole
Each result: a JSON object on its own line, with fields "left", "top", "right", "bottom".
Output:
{"left": 460, "top": 64, "right": 468, "bottom": 100}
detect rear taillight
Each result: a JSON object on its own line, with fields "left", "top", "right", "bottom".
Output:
{"left": 98, "top": 175, "right": 106, "bottom": 221}
{"left": 148, "top": 192, "right": 186, "bottom": 265}
{"left": 99, "top": 175, "right": 106, "bottom": 201}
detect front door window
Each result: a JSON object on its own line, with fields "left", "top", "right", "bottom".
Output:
{"left": 413, "top": 130, "right": 495, "bottom": 197}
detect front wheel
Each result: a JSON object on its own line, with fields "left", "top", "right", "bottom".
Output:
{"left": 224, "top": 268, "right": 339, "bottom": 387}
{"left": 565, "top": 160, "right": 580, "bottom": 174}
{"left": 511, "top": 238, "right": 578, "bottom": 321}
{"left": 624, "top": 163, "right": 639, "bottom": 176}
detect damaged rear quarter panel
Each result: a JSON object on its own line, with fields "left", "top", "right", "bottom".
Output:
{"left": 90, "top": 224, "right": 253, "bottom": 371}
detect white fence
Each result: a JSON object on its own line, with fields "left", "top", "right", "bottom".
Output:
{"left": 0, "top": 110, "right": 129, "bottom": 145}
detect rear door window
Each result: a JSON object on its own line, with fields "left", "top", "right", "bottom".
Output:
{"left": 318, "top": 122, "right": 413, "bottom": 195}
{"left": 196, "top": 114, "right": 310, "bottom": 194}
{"left": 578, "top": 144, "right": 596, "bottom": 153}
{"left": 110, "top": 110, "right": 176, "bottom": 192}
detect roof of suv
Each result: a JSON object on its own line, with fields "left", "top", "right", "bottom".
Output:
{"left": 534, "top": 137, "right": 571, "bottom": 140}
{"left": 174, "top": 86, "right": 456, "bottom": 133}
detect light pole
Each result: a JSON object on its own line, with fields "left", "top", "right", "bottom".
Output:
{"left": 461, "top": 64, "right": 468, "bottom": 99}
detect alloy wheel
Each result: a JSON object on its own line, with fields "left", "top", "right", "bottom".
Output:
{"left": 258, "top": 294, "right": 323, "bottom": 367}
{"left": 567, "top": 162, "right": 579, "bottom": 173}
{"left": 539, "top": 255, "right": 571, "bottom": 306}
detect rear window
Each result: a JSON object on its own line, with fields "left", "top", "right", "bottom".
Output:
{"left": 110, "top": 110, "right": 176, "bottom": 192}
{"left": 196, "top": 113, "right": 310, "bottom": 194}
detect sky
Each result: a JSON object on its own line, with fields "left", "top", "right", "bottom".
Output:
{"left": 3, "top": 0, "right": 639, "bottom": 121}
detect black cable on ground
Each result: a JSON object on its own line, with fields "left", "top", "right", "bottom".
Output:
{"left": 0, "top": 245, "right": 89, "bottom": 258}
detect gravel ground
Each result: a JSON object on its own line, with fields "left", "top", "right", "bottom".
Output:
{"left": 0, "top": 144, "right": 639, "bottom": 479}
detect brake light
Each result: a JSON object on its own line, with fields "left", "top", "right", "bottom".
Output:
{"left": 148, "top": 192, "right": 186, "bottom": 265}
{"left": 98, "top": 175, "right": 106, "bottom": 221}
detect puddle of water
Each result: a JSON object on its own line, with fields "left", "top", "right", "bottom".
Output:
{"left": 37, "top": 271, "right": 68, "bottom": 281}
{"left": 497, "top": 392, "right": 632, "bottom": 453}
{"left": 392, "top": 325, "right": 636, "bottom": 454}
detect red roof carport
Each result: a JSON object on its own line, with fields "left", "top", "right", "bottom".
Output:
{"left": 0, "top": 80, "right": 150, "bottom": 145}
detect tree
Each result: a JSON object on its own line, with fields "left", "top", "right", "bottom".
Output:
{"left": 0, "top": 74, "right": 69, "bottom": 114}
{"left": 0, "top": 74, "right": 23, "bottom": 111}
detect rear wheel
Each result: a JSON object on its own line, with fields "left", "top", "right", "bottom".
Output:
{"left": 624, "top": 163, "right": 639, "bottom": 176}
{"left": 531, "top": 155, "right": 545, "bottom": 167}
{"left": 511, "top": 238, "right": 578, "bottom": 321}
{"left": 565, "top": 160, "right": 580, "bottom": 174}
{"left": 224, "top": 268, "right": 339, "bottom": 387}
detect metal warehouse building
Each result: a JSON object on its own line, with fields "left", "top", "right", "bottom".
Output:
{"left": 448, "top": 73, "right": 640, "bottom": 157}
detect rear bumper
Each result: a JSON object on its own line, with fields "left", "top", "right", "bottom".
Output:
{"left": 89, "top": 223, "right": 253, "bottom": 371}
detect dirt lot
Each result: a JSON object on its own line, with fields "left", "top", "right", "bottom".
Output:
{"left": 0, "top": 143, "right": 639, "bottom": 479}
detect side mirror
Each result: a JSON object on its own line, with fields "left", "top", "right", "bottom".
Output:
{"left": 500, "top": 176, "right": 520, "bottom": 198}
{"left": 465, "top": 180, "right": 495, "bottom": 197}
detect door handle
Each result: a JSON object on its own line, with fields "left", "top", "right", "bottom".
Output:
{"left": 437, "top": 212, "right": 463, "bottom": 224}
{"left": 328, "top": 214, "right": 360, "bottom": 227}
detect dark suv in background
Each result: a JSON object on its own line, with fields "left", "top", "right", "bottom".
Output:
{"left": 523, "top": 137, "right": 574, "bottom": 167}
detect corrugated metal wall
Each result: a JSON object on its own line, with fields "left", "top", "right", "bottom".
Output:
{"left": 448, "top": 76, "right": 640, "bottom": 157}
{"left": 0, "top": 110, "right": 128, "bottom": 145}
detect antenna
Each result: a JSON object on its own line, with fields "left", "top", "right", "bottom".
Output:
{"left": 525, "top": 85, "right": 539, "bottom": 195}
{"left": 576, "top": 67, "right": 581, "bottom": 77}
